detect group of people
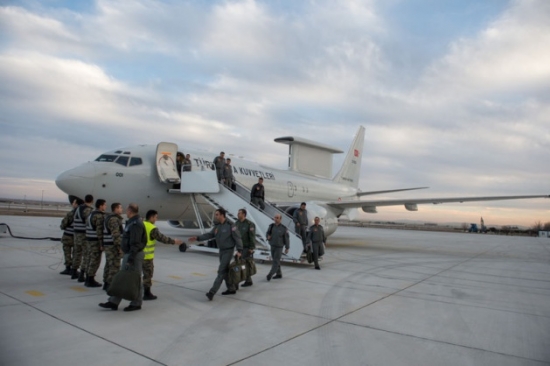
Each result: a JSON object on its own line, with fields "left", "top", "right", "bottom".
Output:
{"left": 213, "top": 151, "right": 237, "bottom": 190}
{"left": 59, "top": 195, "right": 182, "bottom": 312}
{"left": 58, "top": 152, "right": 327, "bottom": 309}
{"left": 292, "top": 202, "right": 326, "bottom": 270}
{"left": 187, "top": 204, "right": 326, "bottom": 301}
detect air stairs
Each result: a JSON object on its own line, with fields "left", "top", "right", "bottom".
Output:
{"left": 169, "top": 169, "right": 305, "bottom": 263}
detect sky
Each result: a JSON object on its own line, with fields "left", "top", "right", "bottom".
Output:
{"left": 0, "top": 0, "right": 549, "bottom": 227}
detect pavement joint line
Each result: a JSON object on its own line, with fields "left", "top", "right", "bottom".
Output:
{"left": 336, "top": 320, "right": 548, "bottom": 364}
{"left": 0, "top": 290, "right": 168, "bottom": 366}
{"left": 393, "top": 291, "right": 550, "bottom": 319}
{"left": 229, "top": 242, "right": 502, "bottom": 365}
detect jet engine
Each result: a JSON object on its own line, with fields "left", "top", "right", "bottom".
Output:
{"left": 284, "top": 202, "right": 339, "bottom": 236}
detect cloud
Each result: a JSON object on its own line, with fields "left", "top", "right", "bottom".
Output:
{"left": 0, "top": 0, "right": 548, "bottom": 226}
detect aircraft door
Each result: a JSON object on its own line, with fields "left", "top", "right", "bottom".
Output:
{"left": 156, "top": 142, "right": 181, "bottom": 184}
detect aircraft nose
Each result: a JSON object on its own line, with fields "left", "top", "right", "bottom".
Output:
{"left": 55, "top": 163, "right": 96, "bottom": 197}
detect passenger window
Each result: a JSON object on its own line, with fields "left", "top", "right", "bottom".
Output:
{"left": 95, "top": 154, "right": 118, "bottom": 162}
{"left": 129, "top": 157, "right": 142, "bottom": 166}
{"left": 115, "top": 156, "right": 129, "bottom": 166}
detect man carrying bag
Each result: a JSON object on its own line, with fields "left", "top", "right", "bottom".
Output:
{"left": 99, "top": 203, "right": 146, "bottom": 312}
{"left": 235, "top": 208, "right": 256, "bottom": 287}
{"left": 189, "top": 208, "right": 243, "bottom": 301}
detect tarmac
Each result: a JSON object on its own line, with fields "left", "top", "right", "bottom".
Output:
{"left": 0, "top": 215, "right": 549, "bottom": 366}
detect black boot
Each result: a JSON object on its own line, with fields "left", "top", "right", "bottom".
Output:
{"left": 102, "top": 282, "right": 109, "bottom": 291}
{"left": 78, "top": 271, "right": 86, "bottom": 283}
{"left": 59, "top": 266, "right": 71, "bottom": 275}
{"left": 85, "top": 276, "right": 102, "bottom": 288}
{"left": 143, "top": 287, "right": 158, "bottom": 301}
{"left": 70, "top": 268, "right": 79, "bottom": 279}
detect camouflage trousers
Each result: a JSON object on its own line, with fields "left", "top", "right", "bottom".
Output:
{"left": 102, "top": 245, "right": 122, "bottom": 285}
{"left": 142, "top": 259, "right": 154, "bottom": 288}
{"left": 83, "top": 240, "right": 102, "bottom": 277}
{"left": 61, "top": 234, "right": 74, "bottom": 267}
{"left": 80, "top": 238, "right": 91, "bottom": 274}
{"left": 72, "top": 233, "right": 86, "bottom": 270}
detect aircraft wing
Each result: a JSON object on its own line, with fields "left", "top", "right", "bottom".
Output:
{"left": 326, "top": 194, "right": 550, "bottom": 211}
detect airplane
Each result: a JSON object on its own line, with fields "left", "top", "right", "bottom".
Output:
{"left": 55, "top": 126, "right": 549, "bottom": 263}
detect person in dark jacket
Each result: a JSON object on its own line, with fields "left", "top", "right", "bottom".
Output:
{"left": 250, "top": 177, "right": 265, "bottom": 210}
{"left": 99, "top": 203, "right": 146, "bottom": 312}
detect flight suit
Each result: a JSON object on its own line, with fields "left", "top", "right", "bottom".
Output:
{"left": 236, "top": 218, "right": 256, "bottom": 284}
{"left": 293, "top": 208, "right": 309, "bottom": 250}
{"left": 250, "top": 183, "right": 265, "bottom": 210}
{"left": 196, "top": 221, "right": 243, "bottom": 294}
{"left": 266, "top": 223, "right": 289, "bottom": 278}
{"left": 223, "top": 163, "right": 235, "bottom": 189}
{"left": 213, "top": 156, "right": 226, "bottom": 182}
{"left": 307, "top": 224, "right": 326, "bottom": 269}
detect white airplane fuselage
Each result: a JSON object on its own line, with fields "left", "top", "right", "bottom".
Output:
{"left": 56, "top": 144, "right": 358, "bottom": 235}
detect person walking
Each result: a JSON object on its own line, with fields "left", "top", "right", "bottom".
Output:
{"left": 189, "top": 208, "right": 243, "bottom": 301}
{"left": 266, "top": 214, "right": 289, "bottom": 281}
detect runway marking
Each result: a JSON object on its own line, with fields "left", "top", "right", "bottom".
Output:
{"left": 25, "top": 290, "right": 44, "bottom": 297}
{"left": 192, "top": 272, "right": 206, "bottom": 276}
{"left": 168, "top": 275, "right": 182, "bottom": 279}
{"left": 70, "top": 286, "right": 88, "bottom": 293}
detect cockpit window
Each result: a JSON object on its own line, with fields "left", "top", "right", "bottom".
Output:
{"left": 114, "top": 150, "right": 122, "bottom": 154}
{"left": 129, "top": 157, "right": 142, "bottom": 166}
{"left": 115, "top": 156, "right": 129, "bottom": 166}
{"left": 123, "top": 151, "right": 131, "bottom": 155}
{"left": 95, "top": 154, "right": 118, "bottom": 162}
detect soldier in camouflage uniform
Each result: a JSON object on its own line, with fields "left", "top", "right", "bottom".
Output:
{"left": 59, "top": 199, "right": 80, "bottom": 275}
{"left": 236, "top": 208, "right": 256, "bottom": 287}
{"left": 83, "top": 199, "right": 107, "bottom": 287}
{"left": 71, "top": 194, "right": 94, "bottom": 280}
{"left": 102, "top": 203, "right": 124, "bottom": 291}
{"left": 307, "top": 217, "right": 326, "bottom": 270}
{"left": 189, "top": 208, "right": 243, "bottom": 301}
{"left": 142, "top": 209, "right": 183, "bottom": 300}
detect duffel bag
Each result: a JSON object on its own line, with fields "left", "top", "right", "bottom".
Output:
{"left": 107, "top": 265, "right": 141, "bottom": 301}
{"left": 228, "top": 257, "right": 247, "bottom": 284}
{"left": 245, "top": 257, "right": 257, "bottom": 276}
{"left": 306, "top": 245, "right": 314, "bottom": 264}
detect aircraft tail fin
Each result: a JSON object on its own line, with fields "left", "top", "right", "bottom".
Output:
{"left": 332, "top": 126, "right": 365, "bottom": 188}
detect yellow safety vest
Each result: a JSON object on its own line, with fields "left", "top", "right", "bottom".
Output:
{"left": 143, "top": 221, "right": 157, "bottom": 260}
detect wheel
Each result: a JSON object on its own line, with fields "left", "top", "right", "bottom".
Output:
{"left": 179, "top": 243, "right": 187, "bottom": 252}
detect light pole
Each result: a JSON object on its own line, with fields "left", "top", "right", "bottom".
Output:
{"left": 41, "top": 190, "right": 44, "bottom": 210}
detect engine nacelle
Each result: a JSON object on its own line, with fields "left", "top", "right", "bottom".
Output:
{"left": 285, "top": 202, "right": 339, "bottom": 236}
